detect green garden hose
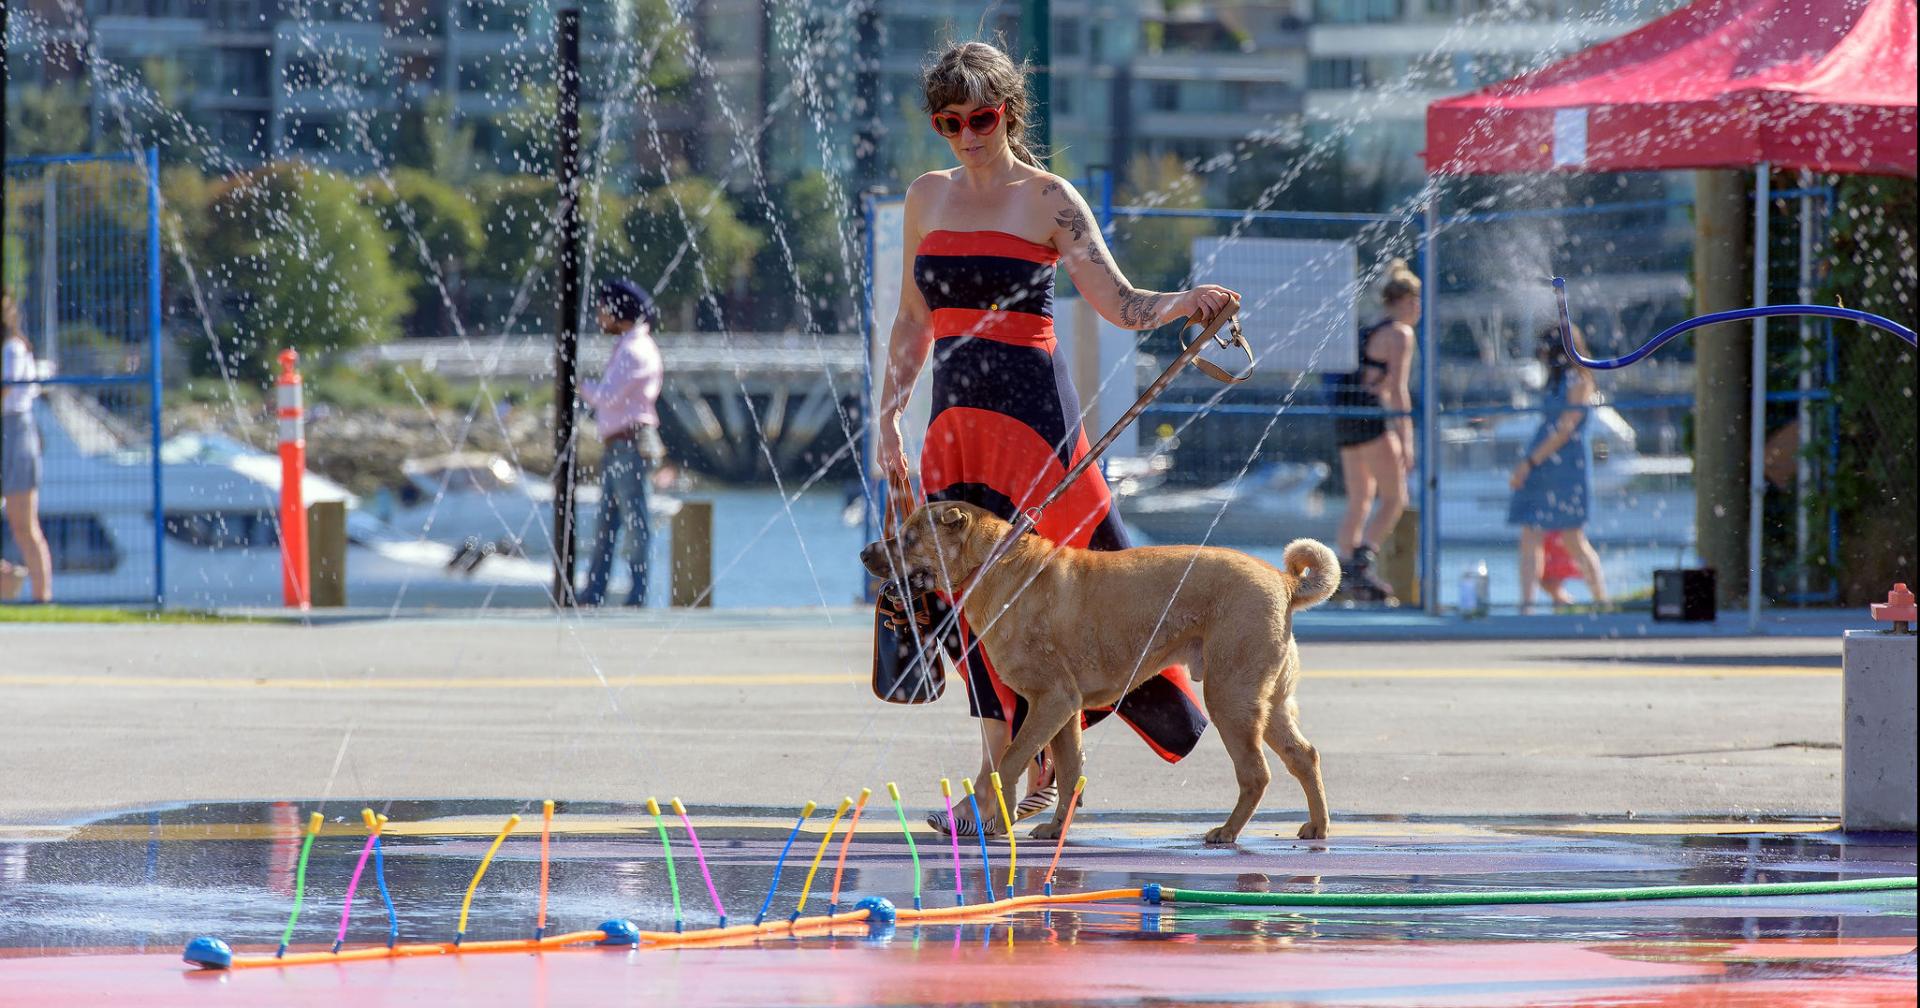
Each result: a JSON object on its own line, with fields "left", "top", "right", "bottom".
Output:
{"left": 1148, "top": 876, "right": 1916, "bottom": 908}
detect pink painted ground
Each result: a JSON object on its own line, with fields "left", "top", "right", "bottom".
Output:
{"left": 4, "top": 938, "right": 1913, "bottom": 1007}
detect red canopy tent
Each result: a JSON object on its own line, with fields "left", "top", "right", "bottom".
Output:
{"left": 1424, "top": 0, "right": 1917, "bottom": 177}
{"left": 1416, "top": 0, "right": 1916, "bottom": 625}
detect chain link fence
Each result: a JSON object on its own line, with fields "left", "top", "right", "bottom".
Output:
{"left": 3, "top": 151, "right": 164, "bottom": 605}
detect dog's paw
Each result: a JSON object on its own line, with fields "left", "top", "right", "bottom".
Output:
{"left": 1296, "top": 821, "right": 1328, "bottom": 840}
{"left": 1028, "top": 821, "right": 1063, "bottom": 841}
{"left": 1202, "top": 826, "right": 1239, "bottom": 845}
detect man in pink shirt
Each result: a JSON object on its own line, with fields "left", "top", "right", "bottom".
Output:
{"left": 577, "top": 279, "right": 665, "bottom": 607}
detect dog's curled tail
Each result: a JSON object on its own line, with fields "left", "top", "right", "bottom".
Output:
{"left": 1283, "top": 539, "right": 1341, "bottom": 611}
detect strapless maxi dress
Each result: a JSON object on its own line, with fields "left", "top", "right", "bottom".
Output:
{"left": 913, "top": 228, "right": 1208, "bottom": 762}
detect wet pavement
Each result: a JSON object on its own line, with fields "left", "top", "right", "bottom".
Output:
{"left": 0, "top": 801, "right": 1912, "bottom": 1005}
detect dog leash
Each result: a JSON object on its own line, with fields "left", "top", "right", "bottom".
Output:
{"left": 884, "top": 305, "right": 1254, "bottom": 704}
{"left": 1002, "top": 305, "right": 1251, "bottom": 550}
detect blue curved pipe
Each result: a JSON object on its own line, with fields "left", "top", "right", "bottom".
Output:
{"left": 1552, "top": 277, "right": 1916, "bottom": 371}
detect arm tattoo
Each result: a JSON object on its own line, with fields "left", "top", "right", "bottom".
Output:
{"left": 1117, "top": 288, "right": 1163, "bottom": 329}
{"left": 1054, "top": 206, "right": 1089, "bottom": 243}
{"left": 1040, "top": 180, "right": 1062, "bottom": 196}
{"left": 1052, "top": 188, "right": 1151, "bottom": 328}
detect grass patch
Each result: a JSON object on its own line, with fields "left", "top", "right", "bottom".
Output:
{"left": 0, "top": 605, "right": 282, "bottom": 624}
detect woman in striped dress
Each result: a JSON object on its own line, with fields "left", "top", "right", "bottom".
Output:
{"left": 874, "top": 42, "right": 1240, "bottom": 835}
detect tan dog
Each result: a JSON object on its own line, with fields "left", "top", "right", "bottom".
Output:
{"left": 861, "top": 501, "right": 1340, "bottom": 845}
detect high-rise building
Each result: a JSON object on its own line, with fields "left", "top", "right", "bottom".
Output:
{"left": 6, "top": 0, "right": 684, "bottom": 176}
{"left": 1304, "top": 0, "right": 1678, "bottom": 200}
{"left": 7, "top": 0, "right": 1679, "bottom": 205}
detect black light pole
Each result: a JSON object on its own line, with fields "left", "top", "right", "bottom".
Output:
{"left": 1020, "top": 0, "right": 1051, "bottom": 165}
{"left": 2, "top": 0, "right": 10, "bottom": 478}
{"left": 552, "top": 8, "right": 583, "bottom": 607}
{"left": 853, "top": 0, "right": 881, "bottom": 193}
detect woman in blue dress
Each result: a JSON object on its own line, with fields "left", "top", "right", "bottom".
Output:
{"left": 1507, "top": 325, "right": 1610, "bottom": 613}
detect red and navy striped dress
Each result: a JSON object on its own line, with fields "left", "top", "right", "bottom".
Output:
{"left": 915, "top": 228, "right": 1208, "bottom": 763}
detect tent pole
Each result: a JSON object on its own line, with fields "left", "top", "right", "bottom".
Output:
{"left": 1419, "top": 196, "right": 1440, "bottom": 614}
{"left": 1747, "top": 163, "right": 1770, "bottom": 633}
{"left": 1794, "top": 171, "right": 1813, "bottom": 598}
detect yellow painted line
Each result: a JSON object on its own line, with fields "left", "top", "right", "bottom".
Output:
{"left": 1, "top": 817, "right": 1836, "bottom": 844}
{"left": 1321, "top": 665, "right": 1835, "bottom": 680}
{"left": 1509, "top": 821, "right": 1839, "bottom": 836}
{"left": 0, "top": 671, "right": 855, "bottom": 690}
{"left": 0, "top": 665, "right": 1834, "bottom": 691}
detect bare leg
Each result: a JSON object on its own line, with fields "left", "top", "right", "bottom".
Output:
{"left": 1336, "top": 445, "right": 1375, "bottom": 556}
{"left": 1264, "top": 698, "right": 1329, "bottom": 840}
{"left": 1358, "top": 434, "right": 1409, "bottom": 549}
{"left": 1566, "top": 529, "right": 1610, "bottom": 605}
{"left": 977, "top": 716, "right": 1010, "bottom": 782}
{"left": 1202, "top": 687, "right": 1272, "bottom": 845}
{"left": 1030, "top": 715, "right": 1084, "bottom": 841}
{"left": 1517, "top": 526, "right": 1543, "bottom": 614}
{"left": 4, "top": 490, "right": 51, "bottom": 603}
{"left": 976, "top": 691, "right": 1079, "bottom": 835}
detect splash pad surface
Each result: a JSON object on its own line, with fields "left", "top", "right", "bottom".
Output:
{"left": 3, "top": 803, "right": 1912, "bottom": 1006}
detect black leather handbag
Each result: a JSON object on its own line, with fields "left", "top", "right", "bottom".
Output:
{"left": 869, "top": 583, "right": 960, "bottom": 704}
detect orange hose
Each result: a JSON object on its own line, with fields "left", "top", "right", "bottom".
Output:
{"left": 537, "top": 800, "right": 554, "bottom": 936}
{"left": 1042, "top": 777, "right": 1087, "bottom": 890}
{"left": 229, "top": 930, "right": 609, "bottom": 969}
{"left": 828, "top": 788, "right": 872, "bottom": 909}
{"left": 639, "top": 908, "right": 873, "bottom": 948}
{"left": 218, "top": 889, "right": 1147, "bottom": 970}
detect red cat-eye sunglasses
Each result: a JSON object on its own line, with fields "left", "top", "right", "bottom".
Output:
{"left": 930, "top": 103, "right": 1005, "bottom": 138}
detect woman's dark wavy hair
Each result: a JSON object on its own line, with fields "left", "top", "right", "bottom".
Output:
{"left": 922, "top": 41, "right": 1042, "bottom": 168}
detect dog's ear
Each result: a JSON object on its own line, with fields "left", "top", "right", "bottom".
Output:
{"left": 938, "top": 505, "right": 971, "bottom": 528}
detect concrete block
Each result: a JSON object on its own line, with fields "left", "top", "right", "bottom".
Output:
{"left": 1842, "top": 630, "right": 1917, "bottom": 832}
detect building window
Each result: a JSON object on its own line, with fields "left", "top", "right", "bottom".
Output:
{"left": 1054, "top": 79, "right": 1073, "bottom": 115}
{"left": 1313, "top": 0, "right": 1404, "bottom": 23}
{"left": 1148, "top": 80, "right": 1179, "bottom": 111}
{"left": 209, "top": 0, "right": 266, "bottom": 28}
{"left": 220, "top": 111, "right": 266, "bottom": 151}
{"left": 214, "top": 49, "right": 268, "bottom": 95}
{"left": 285, "top": 116, "right": 340, "bottom": 151}
{"left": 1054, "top": 17, "right": 1082, "bottom": 56}
{"left": 1309, "top": 57, "right": 1366, "bottom": 89}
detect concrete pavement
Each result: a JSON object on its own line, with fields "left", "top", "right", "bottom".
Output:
{"left": 0, "top": 609, "right": 1850, "bottom": 827}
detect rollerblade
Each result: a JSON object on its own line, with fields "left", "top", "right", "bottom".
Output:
{"left": 1340, "top": 545, "right": 1397, "bottom": 604}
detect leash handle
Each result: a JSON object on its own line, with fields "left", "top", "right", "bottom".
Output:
{"left": 1182, "top": 316, "right": 1256, "bottom": 384}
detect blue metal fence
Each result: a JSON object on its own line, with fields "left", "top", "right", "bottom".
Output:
{"left": 2, "top": 149, "right": 165, "bottom": 605}
{"left": 859, "top": 183, "right": 1839, "bottom": 614}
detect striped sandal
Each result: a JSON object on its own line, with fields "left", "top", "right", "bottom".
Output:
{"left": 1013, "top": 782, "right": 1058, "bottom": 823}
{"left": 1012, "top": 750, "right": 1058, "bottom": 823}
{"left": 924, "top": 808, "right": 1006, "bottom": 838}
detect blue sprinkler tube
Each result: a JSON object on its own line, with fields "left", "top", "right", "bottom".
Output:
{"left": 1552, "top": 276, "right": 1916, "bottom": 371}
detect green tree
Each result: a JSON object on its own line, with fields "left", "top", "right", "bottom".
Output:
{"left": 4, "top": 83, "right": 94, "bottom": 157}
{"left": 741, "top": 171, "right": 859, "bottom": 331}
{"left": 364, "top": 168, "right": 486, "bottom": 338}
{"left": 469, "top": 174, "right": 632, "bottom": 327}
{"left": 391, "top": 95, "right": 479, "bottom": 184}
{"left": 622, "top": 177, "right": 762, "bottom": 328}
{"left": 202, "top": 162, "right": 410, "bottom": 376}
{"left": 1813, "top": 173, "right": 1916, "bottom": 603}
{"left": 1113, "top": 153, "right": 1212, "bottom": 293}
